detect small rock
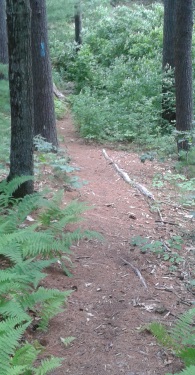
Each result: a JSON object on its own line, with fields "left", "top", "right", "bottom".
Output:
{"left": 128, "top": 213, "right": 136, "bottom": 219}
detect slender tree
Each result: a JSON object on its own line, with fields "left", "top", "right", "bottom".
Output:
{"left": 30, "top": 0, "right": 58, "bottom": 148}
{"left": 74, "top": 0, "right": 82, "bottom": 51}
{"left": 175, "top": 0, "right": 193, "bottom": 151}
{"left": 162, "top": 0, "right": 176, "bottom": 70}
{"left": 162, "top": 0, "right": 176, "bottom": 125}
{"left": 6, "top": 0, "right": 34, "bottom": 197}
{"left": 0, "top": 0, "right": 8, "bottom": 64}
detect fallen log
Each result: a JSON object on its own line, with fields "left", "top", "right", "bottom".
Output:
{"left": 102, "top": 149, "right": 155, "bottom": 200}
{"left": 53, "top": 83, "right": 65, "bottom": 99}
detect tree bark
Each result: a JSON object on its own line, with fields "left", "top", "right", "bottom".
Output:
{"left": 175, "top": 0, "right": 193, "bottom": 151}
{"left": 0, "top": 0, "right": 8, "bottom": 64}
{"left": 74, "top": 1, "right": 82, "bottom": 51}
{"left": 162, "top": 0, "right": 176, "bottom": 70}
{"left": 6, "top": 0, "right": 34, "bottom": 197}
{"left": 30, "top": 0, "right": 58, "bottom": 148}
{"left": 162, "top": 0, "right": 176, "bottom": 125}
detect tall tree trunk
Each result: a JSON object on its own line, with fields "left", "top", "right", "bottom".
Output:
{"left": 30, "top": 0, "right": 58, "bottom": 148}
{"left": 0, "top": 0, "right": 8, "bottom": 64}
{"left": 175, "top": 0, "right": 193, "bottom": 151}
{"left": 74, "top": 0, "right": 82, "bottom": 51}
{"left": 162, "top": 0, "right": 176, "bottom": 126}
{"left": 6, "top": 0, "right": 34, "bottom": 197}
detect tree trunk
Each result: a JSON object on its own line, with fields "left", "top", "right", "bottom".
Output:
{"left": 0, "top": 0, "right": 8, "bottom": 64}
{"left": 74, "top": 1, "right": 82, "bottom": 51}
{"left": 162, "top": 0, "right": 176, "bottom": 70}
{"left": 6, "top": 0, "right": 34, "bottom": 197}
{"left": 162, "top": 0, "right": 176, "bottom": 126}
{"left": 30, "top": 0, "right": 58, "bottom": 148}
{"left": 175, "top": 0, "right": 193, "bottom": 151}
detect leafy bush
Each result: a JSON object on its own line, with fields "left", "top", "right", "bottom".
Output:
{"left": 68, "top": 3, "right": 172, "bottom": 144}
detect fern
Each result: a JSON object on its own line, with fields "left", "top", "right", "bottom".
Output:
{"left": 0, "top": 176, "right": 34, "bottom": 208}
{"left": 0, "top": 318, "right": 30, "bottom": 374}
{"left": 171, "top": 308, "right": 195, "bottom": 348}
{"left": 166, "top": 365, "right": 195, "bottom": 375}
{"left": 11, "top": 258, "right": 58, "bottom": 288}
{"left": 0, "top": 299, "right": 30, "bottom": 322}
{"left": 20, "top": 287, "right": 71, "bottom": 330}
{"left": 34, "top": 357, "right": 63, "bottom": 375}
{"left": 11, "top": 343, "right": 40, "bottom": 367}
{"left": 146, "top": 322, "right": 175, "bottom": 349}
{"left": 0, "top": 178, "right": 101, "bottom": 374}
{"left": 147, "top": 308, "right": 195, "bottom": 372}
{"left": 36, "top": 288, "right": 71, "bottom": 331}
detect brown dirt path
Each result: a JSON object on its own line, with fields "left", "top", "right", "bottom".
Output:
{"left": 37, "top": 114, "right": 194, "bottom": 375}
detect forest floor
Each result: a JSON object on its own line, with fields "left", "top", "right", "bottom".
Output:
{"left": 35, "top": 113, "right": 194, "bottom": 375}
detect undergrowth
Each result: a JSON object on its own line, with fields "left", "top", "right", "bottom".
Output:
{"left": 145, "top": 308, "right": 195, "bottom": 375}
{"left": 0, "top": 176, "right": 100, "bottom": 374}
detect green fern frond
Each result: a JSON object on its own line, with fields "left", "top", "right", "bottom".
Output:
{"left": 33, "top": 288, "right": 71, "bottom": 331}
{"left": 0, "top": 318, "right": 30, "bottom": 374}
{"left": 0, "top": 299, "right": 30, "bottom": 322}
{"left": 1, "top": 176, "right": 34, "bottom": 197}
{"left": 60, "top": 336, "right": 75, "bottom": 347}
{"left": 0, "top": 217, "right": 18, "bottom": 234}
{"left": 0, "top": 176, "right": 34, "bottom": 208}
{"left": 20, "top": 286, "right": 71, "bottom": 311}
{"left": 0, "top": 242, "right": 23, "bottom": 263}
{"left": 0, "top": 270, "right": 30, "bottom": 294}
{"left": 166, "top": 365, "right": 195, "bottom": 375}
{"left": 38, "top": 196, "right": 87, "bottom": 226}
{"left": 171, "top": 308, "right": 195, "bottom": 348}
{"left": 15, "top": 192, "right": 43, "bottom": 223}
{"left": 179, "top": 348, "right": 195, "bottom": 367}
{"left": 4, "top": 365, "right": 27, "bottom": 375}
{"left": 147, "top": 322, "right": 175, "bottom": 349}
{"left": 11, "top": 342, "right": 39, "bottom": 367}
{"left": 11, "top": 258, "right": 57, "bottom": 288}
{"left": 34, "top": 357, "right": 63, "bottom": 375}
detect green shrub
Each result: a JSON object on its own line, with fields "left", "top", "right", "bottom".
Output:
{"left": 68, "top": 3, "right": 173, "bottom": 144}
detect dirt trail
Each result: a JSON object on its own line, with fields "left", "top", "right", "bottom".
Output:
{"left": 38, "top": 114, "right": 193, "bottom": 375}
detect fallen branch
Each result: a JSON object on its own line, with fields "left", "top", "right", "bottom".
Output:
{"left": 53, "top": 83, "right": 65, "bottom": 99}
{"left": 120, "top": 257, "right": 148, "bottom": 290}
{"left": 102, "top": 149, "right": 154, "bottom": 200}
{"left": 155, "top": 220, "right": 178, "bottom": 226}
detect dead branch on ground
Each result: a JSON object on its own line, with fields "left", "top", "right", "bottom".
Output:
{"left": 102, "top": 149, "right": 154, "bottom": 200}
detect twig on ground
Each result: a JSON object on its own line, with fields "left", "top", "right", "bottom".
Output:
{"left": 157, "top": 208, "right": 164, "bottom": 223}
{"left": 102, "top": 149, "right": 155, "bottom": 200}
{"left": 155, "top": 286, "right": 181, "bottom": 299}
{"left": 155, "top": 220, "right": 178, "bottom": 226}
{"left": 120, "top": 257, "right": 148, "bottom": 290}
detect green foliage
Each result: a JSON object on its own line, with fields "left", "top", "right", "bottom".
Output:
{"left": 0, "top": 177, "right": 101, "bottom": 374}
{"left": 131, "top": 235, "right": 184, "bottom": 268}
{"left": 60, "top": 336, "right": 75, "bottom": 346}
{"left": 175, "top": 144, "right": 195, "bottom": 179}
{"left": 34, "top": 136, "right": 87, "bottom": 189}
{"left": 59, "top": 3, "right": 172, "bottom": 145}
{"left": 147, "top": 308, "right": 195, "bottom": 374}
{"left": 54, "top": 97, "right": 67, "bottom": 119}
{"left": 166, "top": 366, "right": 195, "bottom": 375}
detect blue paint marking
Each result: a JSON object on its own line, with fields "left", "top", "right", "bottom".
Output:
{"left": 40, "top": 42, "right": 46, "bottom": 57}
